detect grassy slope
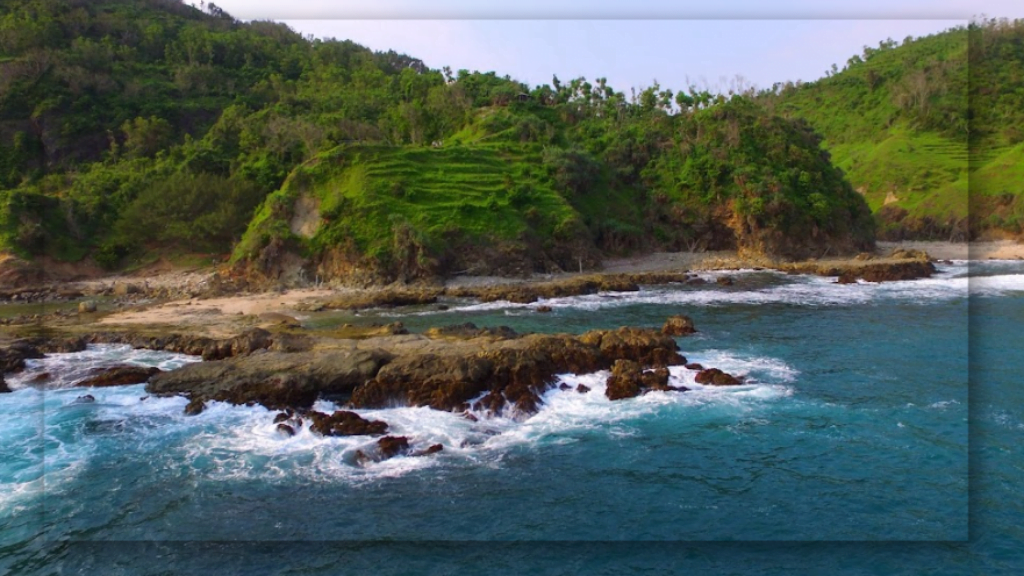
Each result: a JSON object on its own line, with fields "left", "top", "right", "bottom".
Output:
{"left": 771, "top": 28, "right": 973, "bottom": 233}
{"left": 235, "top": 141, "right": 580, "bottom": 266}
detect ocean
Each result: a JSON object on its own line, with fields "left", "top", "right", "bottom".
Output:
{"left": 0, "top": 260, "right": 1019, "bottom": 574}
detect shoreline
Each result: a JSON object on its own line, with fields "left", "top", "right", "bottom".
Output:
{"left": 0, "top": 240, "right": 1015, "bottom": 339}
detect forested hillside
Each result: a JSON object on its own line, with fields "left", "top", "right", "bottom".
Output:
{"left": 765, "top": 18, "right": 1024, "bottom": 241}
{"left": 18, "top": 1, "right": 1012, "bottom": 284}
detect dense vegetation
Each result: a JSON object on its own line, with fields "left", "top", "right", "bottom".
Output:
{"left": 14, "top": 1, "right": 1017, "bottom": 283}
{"left": 765, "top": 18, "right": 1024, "bottom": 240}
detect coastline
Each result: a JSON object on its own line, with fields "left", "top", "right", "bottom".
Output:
{"left": 0, "top": 240, "right": 1015, "bottom": 339}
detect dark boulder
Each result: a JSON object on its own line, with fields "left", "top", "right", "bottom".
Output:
{"left": 536, "top": 305, "right": 553, "bottom": 313}
{"left": 716, "top": 276, "right": 734, "bottom": 286}
{"left": 376, "top": 435, "right": 410, "bottom": 459}
{"left": 685, "top": 363, "right": 704, "bottom": 371}
{"left": 309, "top": 410, "right": 388, "bottom": 437}
{"left": 276, "top": 423, "right": 296, "bottom": 437}
{"left": 0, "top": 373, "right": 9, "bottom": 393}
{"left": 694, "top": 368, "right": 742, "bottom": 386}
{"left": 412, "top": 443, "right": 444, "bottom": 457}
{"left": 576, "top": 384, "right": 591, "bottom": 394}
{"left": 184, "top": 397, "right": 206, "bottom": 415}
{"left": 75, "top": 366, "right": 161, "bottom": 388}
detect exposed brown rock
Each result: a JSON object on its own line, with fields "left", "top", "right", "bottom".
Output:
{"left": 694, "top": 368, "right": 742, "bottom": 386}
{"left": 641, "top": 367, "right": 671, "bottom": 391}
{"left": 376, "top": 435, "right": 410, "bottom": 459}
{"left": 662, "top": 315, "right": 697, "bottom": 336}
{"left": 184, "top": 397, "right": 206, "bottom": 415}
{"left": 308, "top": 410, "right": 388, "bottom": 436}
{"left": 412, "top": 443, "right": 444, "bottom": 457}
{"left": 147, "top": 349, "right": 392, "bottom": 409}
{"left": 605, "top": 359, "right": 642, "bottom": 400}
{"left": 75, "top": 365, "right": 161, "bottom": 388}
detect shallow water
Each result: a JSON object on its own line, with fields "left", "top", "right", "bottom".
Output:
{"left": 0, "top": 261, "right": 1018, "bottom": 574}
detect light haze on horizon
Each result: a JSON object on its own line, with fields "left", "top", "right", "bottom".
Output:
{"left": 189, "top": 0, "right": 1024, "bottom": 93}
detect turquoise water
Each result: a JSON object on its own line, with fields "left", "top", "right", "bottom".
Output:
{"left": 0, "top": 261, "right": 1017, "bottom": 574}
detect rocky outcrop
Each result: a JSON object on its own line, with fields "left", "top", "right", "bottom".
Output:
{"left": 605, "top": 360, "right": 642, "bottom": 400}
{"left": 309, "top": 410, "right": 388, "bottom": 436}
{"left": 0, "top": 373, "right": 9, "bottom": 393}
{"left": 75, "top": 365, "right": 161, "bottom": 388}
{"left": 605, "top": 361, "right": 680, "bottom": 400}
{"left": 147, "top": 349, "right": 393, "bottom": 409}
{"left": 0, "top": 336, "right": 87, "bottom": 373}
{"left": 661, "top": 315, "right": 696, "bottom": 336}
{"left": 423, "top": 323, "right": 518, "bottom": 341}
{"left": 304, "top": 288, "right": 442, "bottom": 311}
{"left": 350, "top": 326, "right": 683, "bottom": 416}
{"left": 445, "top": 272, "right": 691, "bottom": 304}
{"left": 694, "top": 368, "right": 742, "bottom": 386}
{"left": 85, "top": 328, "right": 273, "bottom": 360}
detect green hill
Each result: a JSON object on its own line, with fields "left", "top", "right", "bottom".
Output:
{"left": 766, "top": 19, "right": 1024, "bottom": 240}
{"left": 0, "top": 0, "right": 893, "bottom": 285}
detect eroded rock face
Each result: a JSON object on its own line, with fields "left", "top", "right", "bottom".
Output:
{"left": 309, "top": 410, "right": 388, "bottom": 436}
{"left": 147, "top": 349, "right": 392, "bottom": 409}
{"left": 75, "top": 366, "right": 161, "bottom": 388}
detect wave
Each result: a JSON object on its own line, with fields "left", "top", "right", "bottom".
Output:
{"left": 0, "top": 346, "right": 799, "bottom": 503}
{"left": 388, "top": 262, "right": 1024, "bottom": 315}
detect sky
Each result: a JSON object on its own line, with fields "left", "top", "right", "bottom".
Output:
{"left": 190, "top": 0, "right": 1024, "bottom": 93}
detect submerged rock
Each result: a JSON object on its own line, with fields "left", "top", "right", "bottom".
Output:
{"left": 412, "top": 443, "right": 444, "bottom": 457}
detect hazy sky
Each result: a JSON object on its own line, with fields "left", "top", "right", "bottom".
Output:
{"left": 191, "top": 0, "right": 1023, "bottom": 93}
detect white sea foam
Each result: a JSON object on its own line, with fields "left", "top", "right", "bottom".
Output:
{"left": 412, "top": 264, "right": 998, "bottom": 315}
{"left": 0, "top": 345, "right": 800, "bottom": 501}
{"left": 5, "top": 344, "right": 201, "bottom": 391}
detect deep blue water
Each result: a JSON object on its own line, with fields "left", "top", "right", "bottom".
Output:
{"left": 0, "top": 261, "right": 1019, "bottom": 574}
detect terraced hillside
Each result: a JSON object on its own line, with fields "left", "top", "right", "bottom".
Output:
{"left": 234, "top": 142, "right": 592, "bottom": 283}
